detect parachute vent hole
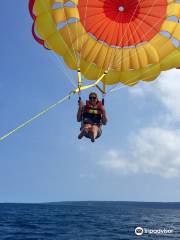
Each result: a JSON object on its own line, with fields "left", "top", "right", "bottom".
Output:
{"left": 167, "top": 16, "right": 178, "bottom": 22}
{"left": 56, "top": 22, "right": 67, "bottom": 30}
{"left": 160, "top": 31, "right": 180, "bottom": 48}
{"left": 170, "top": 37, "right": 180, "bottom": 48}
{"left": 68, "top": 18, "right": 79, "bottom": 24}
{"left": 52, "top": 1, "right": 75, "bottom": 9}
{"left": 52, "top": 3, "right": 63, "bottom": 9}
{"left": 56, "top": 18, "right": 79, "bottom": 30}
{"left": 160, "top": 31, "right": 171, "bottom": 39}
{"left": 64, "top": 1, "right": 76, "bottom": 7}
{"left": 87, "top": 33, "right": 146, "bottom": 49}
{"left": 118, "top": 6, "right": 125, "bottom": 12}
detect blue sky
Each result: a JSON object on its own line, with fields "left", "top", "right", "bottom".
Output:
{"left": 0, "top": 1, "right": 180, "bottom": 203}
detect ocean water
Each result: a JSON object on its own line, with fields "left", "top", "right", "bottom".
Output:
{"left": 0, "top": 202, "right": 180, "bottom": 240}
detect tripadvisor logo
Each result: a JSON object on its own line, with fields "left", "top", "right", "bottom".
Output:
{"left": 135, "top": 227, "right": 143, "bottom": 236}
{"left": 135, "top": 226, "right": 174, "bottom": 236}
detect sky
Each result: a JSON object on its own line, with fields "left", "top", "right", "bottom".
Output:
{"left": 0, "top": 1, "right": 180, "bottom": 203}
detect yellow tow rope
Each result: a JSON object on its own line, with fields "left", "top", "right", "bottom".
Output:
{"left": 0, "top": 70, "right": 108, "bottom": 142}
{"left": 0, "top": 93, "right": 72, "bottom": 142}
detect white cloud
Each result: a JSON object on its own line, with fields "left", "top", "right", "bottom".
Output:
{"left": 129, "top": 69, "right": 180, "bottom": 121}
{"left": 155, "top": 71, "right": 180, "bottom": 121}
{"left": 99, "top": 69, "right": 180, "bottom": 178}
{"left": 99, "top": 127, "right": 180, "bottom": 178}
{"left": 128, "top": 85, "right": 146, "bottom": 97}
{"left": 99, "top": 150, "right": 139, "bottom": 174}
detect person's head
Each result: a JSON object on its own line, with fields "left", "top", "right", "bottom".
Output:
{"left": 89, "top": 92, "right": 98, "bottom": 105}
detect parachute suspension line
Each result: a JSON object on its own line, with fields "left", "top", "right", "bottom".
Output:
{"left": 102, "top": 82, "right": 106, "bottom": 106}
{"left": 47, "top": 52, "right": 76, "bottom": 88}
{"left": 0, "top": 93, "right": 73, "bottom": 142}
{"left": 72, "top": 70, "right": 108, "bottom": 94}
{"left": 95, "top": 84, "right": 106, "bottom": 95}
{"left": 95, "top": 81, "right": 106, "bottom": 105}
{"left": 73, "top": 0, "right": 80, "bottom": 65}
{"left": 65, "top": 21, "right": 79, "bottom": 65}
{"left": 96, "top": 82, "right": 106, "bottom": 106}
{"left": 77, "top": 68, "right": 82, "bottom": 101}
{"left": 109, "top": 80, "right": 139, "bottom": 93}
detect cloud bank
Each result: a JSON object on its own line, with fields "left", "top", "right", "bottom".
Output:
{"left": 99, "top": 69, "right": 180, "bottom": 178}
{"left": 99, "top": 128, "right": 180, "bottom": 178}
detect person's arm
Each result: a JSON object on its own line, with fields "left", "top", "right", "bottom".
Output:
{"left": 77, "top": 100, "right": 84, "bottom": 122}
{"left": 101, "top": 106, "right": 107, "bottom": 125}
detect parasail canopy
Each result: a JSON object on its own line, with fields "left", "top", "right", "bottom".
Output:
{"left": 29, "top": 0, "right": 180, "bottom": 86}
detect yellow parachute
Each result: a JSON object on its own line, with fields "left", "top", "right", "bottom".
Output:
{"left": 29, "top": 0, "right": 180, "bottom": 88}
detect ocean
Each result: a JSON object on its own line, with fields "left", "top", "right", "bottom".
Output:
{"left": 0, "top": 201, "right": 180, "bottom": 239}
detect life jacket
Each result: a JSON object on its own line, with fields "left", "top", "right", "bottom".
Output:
{"left": 83, "top": 100, "right": 103, "bottom": 125}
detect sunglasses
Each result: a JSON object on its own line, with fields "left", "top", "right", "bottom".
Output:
{"left": 89, "top": 96, "right": 97, "bottom": 100}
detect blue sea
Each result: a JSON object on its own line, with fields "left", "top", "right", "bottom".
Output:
{"left": 0, "top": 201, "right": 180, "bottom": 240}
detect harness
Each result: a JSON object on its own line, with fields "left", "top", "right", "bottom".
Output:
{"left": 82, "top": 100, "right": 103, "bottom": 125}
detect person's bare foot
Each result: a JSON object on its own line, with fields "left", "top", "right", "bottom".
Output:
{"left": 78, "top": 131, "right": 84, "bottom": 139}
{"left": 91, "top": 137, "right": 95, "bottom": 143}
{"left": 90, "top": 132, "right": 95, "bottom": 142}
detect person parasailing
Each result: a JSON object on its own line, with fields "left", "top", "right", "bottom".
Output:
{"left": 77, "top": 92, "right": 107, "bottom": 142}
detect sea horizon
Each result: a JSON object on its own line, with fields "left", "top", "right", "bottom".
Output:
{"left": 1, "top": 201, "right": 180, "bottom": 239}
{"left": 1, "top": 200, "right": 180, "bottom": 204}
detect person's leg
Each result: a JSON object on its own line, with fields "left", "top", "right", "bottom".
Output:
{"left": 85, "top": 124, "right": 94, "bottom": 141}
{"left": 91, "top": 125, "right": 99, "bottom": 142}
{"left": 78, "top": 124, "right": 91, "bottom": 139}
{"left": 96, "top": 127, "right": 102, "bottom": 139}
